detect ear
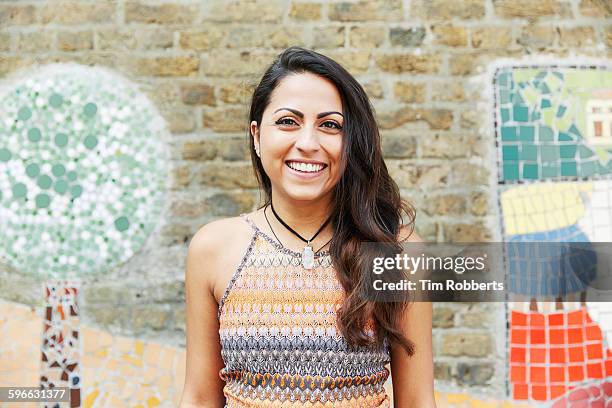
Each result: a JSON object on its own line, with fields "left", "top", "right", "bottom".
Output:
{"left": 250, "top": 120, "right": 259, "bottom": 148}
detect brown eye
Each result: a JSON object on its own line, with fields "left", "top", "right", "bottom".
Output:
{"left": 275, "top": 118, "right": 298, "bottom": 126}
{"left": 322, "top": 121, "right": 342, "bottom": 130}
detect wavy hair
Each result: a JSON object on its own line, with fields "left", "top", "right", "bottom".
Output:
{"left": 248, "top": 46, "right": 416, "bottom": 355}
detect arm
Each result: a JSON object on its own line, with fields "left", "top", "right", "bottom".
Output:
{"left": 179, "top": 225, "right": 226, "bottom": 408}
{"left": 390, "top": 227, "right": 436, "bottom": 408}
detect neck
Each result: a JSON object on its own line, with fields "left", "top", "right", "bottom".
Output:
{"left": 269, "top": 192, "right": 333, "bottom": 239}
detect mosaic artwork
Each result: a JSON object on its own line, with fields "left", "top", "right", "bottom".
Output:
{"left": 496, "top": 68, "right": 612, "bottom": 182}
{"left": 495, "top": 66, "right": 612, "bottom": 406}
{"left": 0, "top": 64, "right": 170, "bottom": 280}
{"left": 0, "top": 63, "right": 170, "bottom": 405}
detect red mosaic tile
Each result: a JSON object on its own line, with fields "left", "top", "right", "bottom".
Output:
{"left": 512, "top": 328, "right": 527, "bottom": 344}
{"left": 511, "top": 346, "right": 526, "bottom": 363}
{"left": 531, "top": 347, "right": 547, "bottom": 363}
{"left": 551, "top": 328, "right": 566, "bottom": 344}
{"left": 513, "top": 383, "right": 528, "bottom": 399}
{"left": 531, "top": 384, "right": 548, "bottom": 400}
{"left": 549, "top": 366, "right": 566, "bottom": 383}
{"left": 511, "top": 365, "right": 526, "bottom": 382}
{"left": 530, "top": 366, "right": 546, "bottom": 383}
{"left": 550, "top": 347, "right": 567, "bottom": 363}
{"left": 512, "top": 310, "right": 528, "bottom": 327}
{"left": 569, "top": 346, "right": 586, "bottom": 363}
{"left": 530, "top": 328, "right": 546, "bottom": 344}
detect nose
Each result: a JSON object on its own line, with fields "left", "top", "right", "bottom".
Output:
{"left": 294, "top": 123, "right": 320, "bottom": 153}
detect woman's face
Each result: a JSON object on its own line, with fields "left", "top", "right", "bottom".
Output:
{"left": 252, "top": 72, "right": 344, "bottom": 204}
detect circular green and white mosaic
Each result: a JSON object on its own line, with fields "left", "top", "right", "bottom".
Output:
{"left": 0, "top": 64, "right": 170, "bottom": 279}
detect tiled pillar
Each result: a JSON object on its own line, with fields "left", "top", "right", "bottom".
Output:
{"left": 41, "top": 280, "right": 81, "bottom": 407}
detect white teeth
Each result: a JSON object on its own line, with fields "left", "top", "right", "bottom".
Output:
{"left": 287, "top": 161, "right": 325, "bottom": 173}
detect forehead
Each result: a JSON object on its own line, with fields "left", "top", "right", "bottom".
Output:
{"left": 267, "top": 72, "right": 343, "bottom": 113}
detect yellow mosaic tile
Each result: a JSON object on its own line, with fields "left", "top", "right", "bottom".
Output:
{"left": 83, "top": 389, "right": 100, "bottom": 408}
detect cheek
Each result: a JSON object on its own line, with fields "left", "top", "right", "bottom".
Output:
{"left": 263, "top": 131, "right": 292, "bottom": 157}
{"left": 328, "top": 139, "right": 343, "bottom": 165}
{"left": 260, "top": 135, "right": 290, "bottom": 175}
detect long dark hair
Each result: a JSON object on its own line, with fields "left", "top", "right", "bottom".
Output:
{"left": 248, "top": 46, "right": 416, "bottom": 356}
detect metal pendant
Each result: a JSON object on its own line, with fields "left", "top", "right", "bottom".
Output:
{"left": 302, "top": 245, "right": 314, "bottom": 269}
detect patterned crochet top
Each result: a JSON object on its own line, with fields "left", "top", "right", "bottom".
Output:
{"left": 217, "top": 214, "right": 392, "bottom": 407}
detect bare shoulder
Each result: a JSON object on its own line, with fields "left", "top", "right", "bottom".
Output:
{"left": 187, "top": 215, "right": 254, "bottom": 304}
{"left": 189, "top": 216, "right": 250, "bottom": 255}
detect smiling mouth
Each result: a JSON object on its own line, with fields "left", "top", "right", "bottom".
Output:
{"left": 285, "top": 160, "right": 327, "bottom": 173}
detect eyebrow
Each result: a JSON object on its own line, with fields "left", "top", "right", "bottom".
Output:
{"left": 273, "top": 107, "right": 344, "bottom": 119}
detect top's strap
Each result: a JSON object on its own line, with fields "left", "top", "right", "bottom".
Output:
{"left": 240, "top": 213, "right": 258, "bottom": 232}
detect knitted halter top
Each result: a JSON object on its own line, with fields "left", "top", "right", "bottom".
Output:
{"left": 217, "top": 214, "right": 392, "bottom": 407}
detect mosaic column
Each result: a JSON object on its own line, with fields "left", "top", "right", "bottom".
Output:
{"left": 41, "top": 281, "right": 81, "bottom": 407}
{"left": 0, "top": 64, "right": 170, "bottom": 407}
{"left": 493, "top": 66, "right": 612, "bottom": 406}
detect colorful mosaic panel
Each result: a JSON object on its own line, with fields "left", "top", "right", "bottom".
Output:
{"left": 495, "top": 65, "right": 612, "bottom": 406}
{"left": 496, "top": 67, "right": 612, "bottom": 182}
{"left": 0, "top": 63, "right": 170, "bottom": 280}
{"left": 42, "top": 280, "right": 81, "bottom": 407}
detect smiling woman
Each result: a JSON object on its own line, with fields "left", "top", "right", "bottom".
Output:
{"left": 179, "top": 47, "right": 435, "bottom": 408}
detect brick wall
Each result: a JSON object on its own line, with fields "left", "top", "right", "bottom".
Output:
{"left": 0, "top": 0, "right": 610, "bottom": 395}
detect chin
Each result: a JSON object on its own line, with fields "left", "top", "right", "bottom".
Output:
{"left": 281, "top": 184, "right": 331, "bottom": 203}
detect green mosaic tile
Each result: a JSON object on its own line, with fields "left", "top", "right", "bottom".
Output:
{"left": 503, "top": 146, "right": 519, "bottom": 161}
{"left": 54, "top": 133, "right": 68, "bottom": 147}
{"left": 521, "top": 144, "right": 538, "bottom": 161}
{"left": 581, "top": 160, "right": 599, "bottom": 177}
{"left": 500, "top": 90, "right": 510, "bottom": 104}
{"left": 561, "top": 162, "right": 577, "bottom": 176}
{"left": 49, "top": 93, "right": 63, "bottom": 107}
{"left": 559, "top": 145, "right": 577, "bottom": 159}
{"left": 568, "top": 123, "right": 580, "bottom": 136}
{"left": 578, "top": 145, "right": 594, "bottom": 158}
{"left": 17, "top": 106, "right": 32, "bottom": 121}
{"left": 498, "top": 72, "right": 510, "bottom": 86}
{"left": 519, "top": 126, "right": 534, "bottom": 142}
{"left": 538, "top": 82, "right": 550, "bottom": 94}
{"left": 0, "top": 148, "right": 11, "bottom": 162}
{"left": 556, "top": 105, "right": 567, "bottom": 117}
{"left": 501, "top": 108, "right": 510, "bottom": 122}
{"left": 522, "top": 163, "right": 539, "bottom": 179}
{"left": 541, "top": 165, "right": 559, "bottom": 177}
{"left": 502, "top": 126, "right": 518, "bottom": 141}
{"left": 28, "top": 128, "right": 41, "bottom": 142}
{"left": 538, "top": 126, "right": 554, "bottom": 142}
{"left": 540, "top": 145, "right": 559, "bottom": 161}
{"left": 513, "top": 105, "right": 529, "bottom": 122}
{"left": 503, "top": 163, "right": 519, "bottom": 180}
{"left": 37, "top": 175, "right": 53, "bottom": 189}
{"left": 512, "top": 92, "right": 524, "bottom": 104}
{"left": 26, "top": 163, "right": 40, "bottom": 178}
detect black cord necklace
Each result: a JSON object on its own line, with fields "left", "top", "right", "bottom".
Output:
{"left": 265, "top": 202, "right": 332, "bottom": 269}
